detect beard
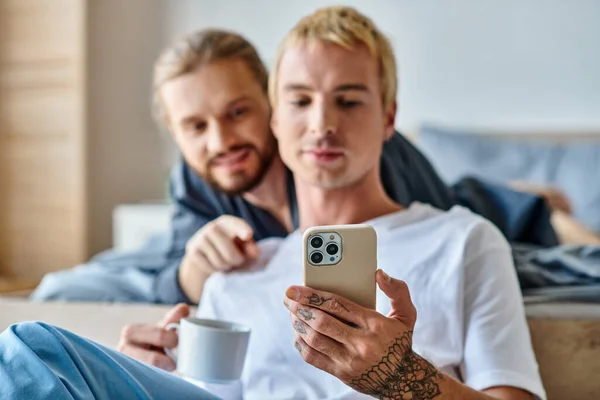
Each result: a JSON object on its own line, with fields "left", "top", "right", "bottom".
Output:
{"left": 204, "top": 136, "right": 278, "bottom": 196}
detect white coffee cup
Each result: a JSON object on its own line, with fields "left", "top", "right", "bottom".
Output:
{"left": 164, "top": 317, "right": 251, "bottom": 383}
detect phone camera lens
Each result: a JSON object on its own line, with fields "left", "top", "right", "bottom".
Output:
{"left": 310, "top": 236, "right": 323, "bottom": 248}
{"left": 310, "top": 251, "right": 323, "bottom": 264}
{"left": 326, "top": 243, "right": 339, "bottom": 255}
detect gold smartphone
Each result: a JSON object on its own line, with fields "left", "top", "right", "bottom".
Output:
{"left": 302, "top": 224, "right": 377, "bottom": 309}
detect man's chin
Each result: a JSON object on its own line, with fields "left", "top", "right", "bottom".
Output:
{"left": 210, "top": 174, "right": 263, "bottom": 196}
{"left": 299, "top": 173, "right": 350, "bottom": 191}
{"left": 205, "top": 149, "right": 275, "bottom": 195}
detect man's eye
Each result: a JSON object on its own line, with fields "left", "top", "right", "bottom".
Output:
{"left": 291, "top": 98, "right": 311, "bottom": 107}
{"left": 338, "top": 99, "right": 361, "bottom": 109}
{"left": 193, "top": 122, "right": 207, "bottom": 133}
{"left": 230, "top": 107, "right": 248, "bottom": 118}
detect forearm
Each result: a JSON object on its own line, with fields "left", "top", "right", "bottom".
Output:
{"left": 434, "top": 376, "right": 532, "bottom": 400}
{"left": 431, "top": 372, "right": 496, "bottom": 400}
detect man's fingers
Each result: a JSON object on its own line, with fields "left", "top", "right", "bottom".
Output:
{"left": 207, "top": 225, "right": 245, "bottom": 266}
{"left": 217, "top": 216, "right": 254, "bottom": 241}
{"left": 160, "top": 303, "right": 190, "bottom": 327}
{"left": 289, "top": 313, "right": 347, "bottom": 357}
{"left": 120, "top": 344, "right": 176, "bottom": 371}
{"left": 218, "top": 216, "right": 259, "bottom": 262}
{"left": 189, "top": 216, "right": 256, "bottom": 272}
{"left": 200, "top": 236, "right": 228, "bottom": 270}
{"left": 121, "top": 324, "right": 178, "bottom": 349}
{"left": 284, "top": 286, "right": 365, "bottom": 326}
{"left": 293, "top": 335, "right": 336, "bottom": 376}
{"left": 240, "top": 239, "right": 261, "bottom": 260}
{"left": 284, "top": 298, "right": 354, "bottom": 344}
{"left": 375, "top": 270, "right": 417, "bottom": 327}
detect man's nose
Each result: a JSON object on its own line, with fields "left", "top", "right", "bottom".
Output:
{"left": 205, "top": 122, "right": 235, "bottom": 153}
{"left": 308, "top": 102, "right": 337, "bottom": 138}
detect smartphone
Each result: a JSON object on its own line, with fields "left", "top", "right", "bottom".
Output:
{"left": 302, "top": 224, "right": 377, "bottom": 309}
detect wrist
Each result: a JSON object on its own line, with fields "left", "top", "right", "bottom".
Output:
{"left": 351, "top": 332, "right": 443, "bottom": 399}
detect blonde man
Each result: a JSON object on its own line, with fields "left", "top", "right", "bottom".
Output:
{"left": 193, "top": 6, "right": 543, "bottom": 400}
{"left": 1, "top": 6, "right": 544, "bottom": 400}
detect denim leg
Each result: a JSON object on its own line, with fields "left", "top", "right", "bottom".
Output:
{"left": 0, "top": 322, "right": 222, "bottom": 400}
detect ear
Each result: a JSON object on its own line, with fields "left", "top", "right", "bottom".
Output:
{"left": 383, "top": 100, "right": 397, "bottom": 141}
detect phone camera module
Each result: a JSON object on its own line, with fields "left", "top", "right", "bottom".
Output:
{"left": 326, "top": 243, "right": 339, "bottom": 255}
{"left": 310, "top": 236, "right": 323, "bottom": 248}
{"left": 310, "top": 251, "right": 324, "bottom": 264}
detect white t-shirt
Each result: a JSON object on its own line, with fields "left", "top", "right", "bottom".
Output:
{"left": 197, "top": 203, "right": 546, "bottom": 400}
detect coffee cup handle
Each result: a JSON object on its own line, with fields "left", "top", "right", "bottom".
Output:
{"left": 163, "top": 322, "right": 180, "bottom": 362}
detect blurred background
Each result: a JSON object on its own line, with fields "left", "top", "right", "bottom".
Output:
{"left": 1, "top": 0, "right": 599, "bottom": 285}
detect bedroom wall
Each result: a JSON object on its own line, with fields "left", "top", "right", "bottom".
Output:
{"left": 87, "top": 0, "right": 174, "bottom": 255}
{"left": 162, "top": 0, "right": 600, "bottom": 134}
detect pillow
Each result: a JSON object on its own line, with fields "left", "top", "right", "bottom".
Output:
{"left": 417, "top": 125, "right": 600, "bottom": 233}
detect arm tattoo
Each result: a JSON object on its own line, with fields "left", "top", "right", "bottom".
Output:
{"left": 298, "top": 308, "right": 314, "bottom": 321}
{"left": 349, "top": 331, "right": 443, "bottom": 400}
{"left": 293, "top": 320, "right": 307, "bottom": 334}
{"left": 307, "top": 293, "right": 350, "bottom": 313}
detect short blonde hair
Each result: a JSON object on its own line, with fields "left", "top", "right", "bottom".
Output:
{"left": 269, "top": 6, "right": 398, "bottom": 111}
{"left": 153, "top": 29, "right": 268, "bottom": 126}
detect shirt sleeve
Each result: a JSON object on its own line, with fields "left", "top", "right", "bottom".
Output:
{"left": 153, "top": 261, "right": 193, "bottom": 305}
{"left": 460, "top": 222, "right": 546, "bottom": 400}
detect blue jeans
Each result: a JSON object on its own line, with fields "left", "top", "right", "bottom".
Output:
{"left": 0, "top": 322, "right": 221, "bottom": 400}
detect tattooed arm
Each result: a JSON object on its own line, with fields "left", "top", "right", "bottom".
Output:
{"left": 347, "top": 334, "right": 528, "bottom": 400}
{"left": 283, "top": 270, "right": 533, "bottom": 400}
